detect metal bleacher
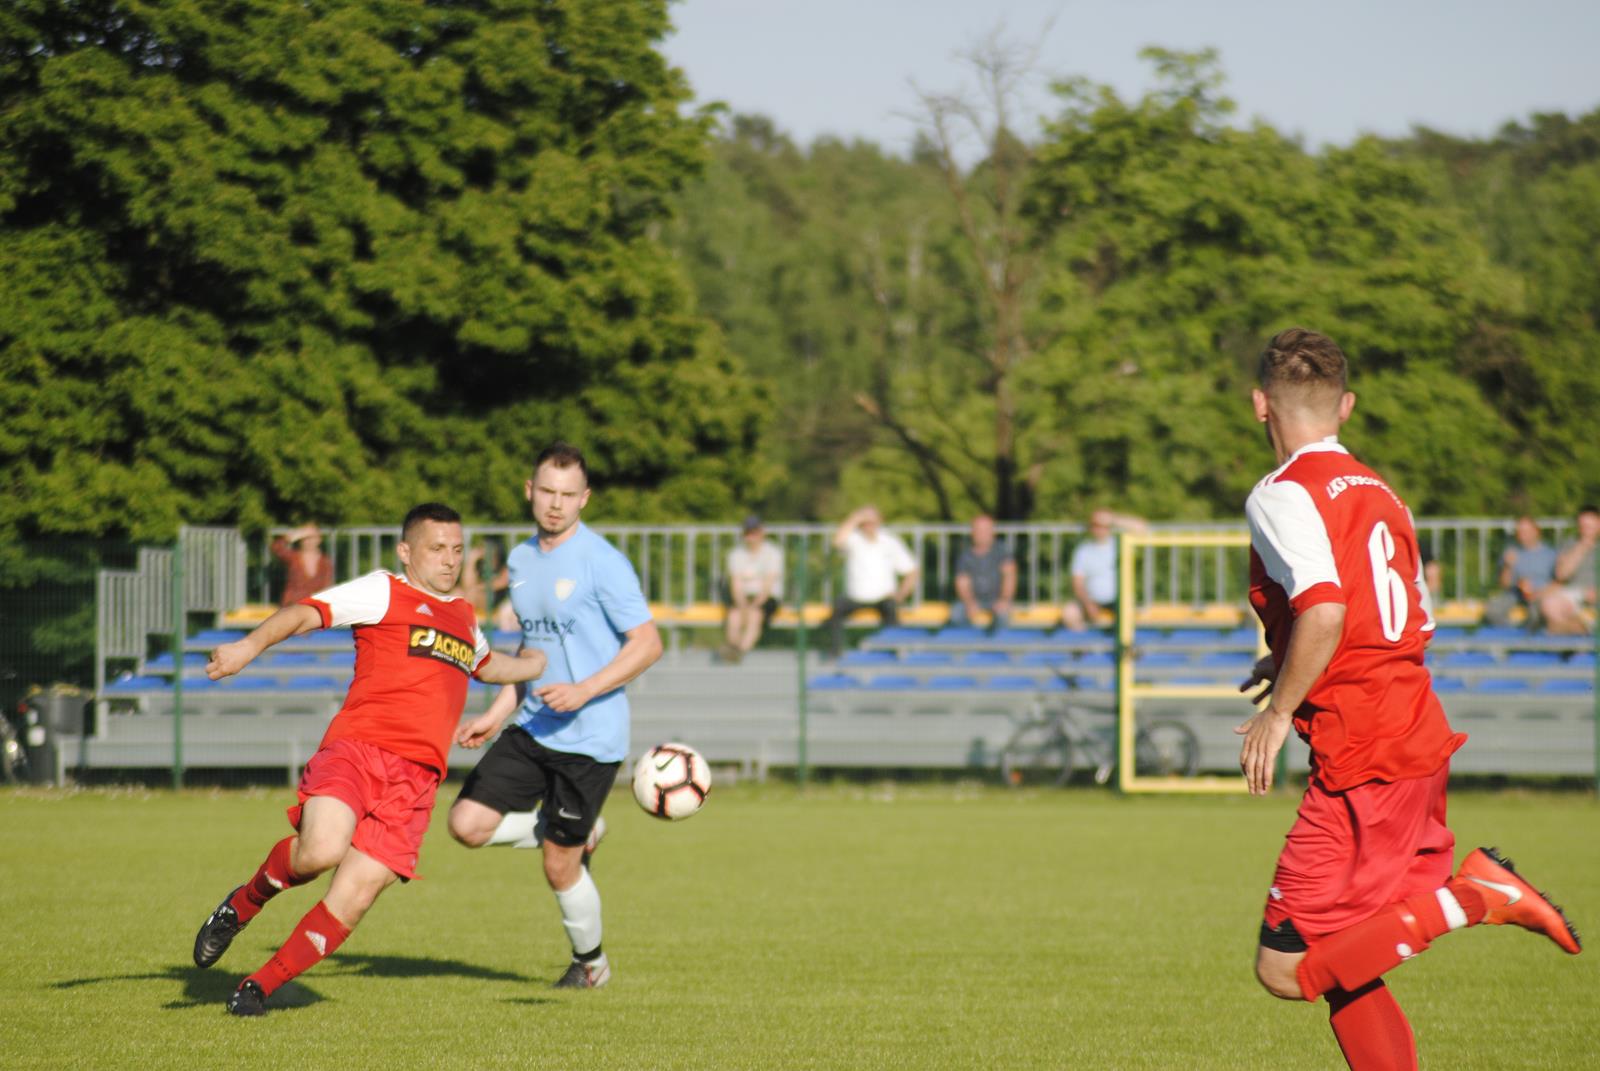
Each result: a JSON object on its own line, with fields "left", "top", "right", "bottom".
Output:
{"left": 75, "top": 520, "right": 1598, "bottom": 784}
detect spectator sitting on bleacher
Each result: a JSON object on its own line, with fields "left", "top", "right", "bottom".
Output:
{"left": 1537, "top": 505, "right": 1599, "bottom": 635}
{"left": 951, "top": 514, "right": 1015, "bottom": 630}
{"left": 1060, "top": 509, "right": 1146, "bottom": 630}
{"left": 1486, "top": 515, "right": 1556, "bottom": 628}
{"left": 271, "top": 524, "right": 334, "bottom": 607}
{"left": 721, "top": 515, "right": 784, "bottom": 664}
{"left": 825, "top": 505, "right": 918, "bottom": 657}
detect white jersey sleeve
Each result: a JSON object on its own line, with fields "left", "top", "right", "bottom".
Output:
{"left": 1246, "top": 480, "right": 1341, "bottom": 600}
{"left": 470, "top": 623, "right": 491, "bottom": 672}
{"left": 305, "top": 571, "right": 393, "bottom": 628}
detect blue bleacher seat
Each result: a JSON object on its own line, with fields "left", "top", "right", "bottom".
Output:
{"left": 105, "top": 675, "right": 170, "bottom": 694}
{"left": 987, "top": 675, "right": 1041, "bottom": 691}
{"left": 1430, "top": 675, "right": 1466, "bottom": 693}
{"left": 490, "top": 630, "right": 521, "bottom": 648}
{"left": 840, "top": 650, "right": 897, "bottom": 667}
{"left": 926, "top": 674, "right": 980, "bottom": 690}
{"left": 872, "top": 627, "right": 932, "bottom": 643}
{"left": 1439, "top": 651, "right": 1497, "bottom": 667}
{"left": 1538, "top": 678, "right": 1593, "bottom": 694}
{"left": 808, "top": 674, "right": 861, "bottom": 691}
{"left": 961, "top": 651, "right": 1012, "bottom": 666}
{"left": 1568, "top": 652, "right": 1596, "bottom": 668}
{"left": 1472, "top": 677, "right": 1531, "bottom": 693}
{"left": 931, "top": 627, "right": 986, "bottom": 644}
{"left": 281, "top": 675, "right": 344, "bottom": 691}
{"left": 1047, "top": 629, "right": 1111, "bottom": 645}
{"left": 1076, "top": 651, "right": 1115, "bottom": 667}
{"left": 144, "top": 652, "right": 209, "bottom": 672}
{"left": 1223, "top": 627, "right": 1258, "bottom": 644}
{"left": 1506, "top": 651, "right": 1562, "bottom": 666}
{"left": 867, "top": 674, "right": 919, "bottom": 690}
{"left": 1471, "top": 627, "right": 1531, "bottom": 642}
{"left": 1136, "top": 651, "right": 1192, "bottom": 668}
{"left": 1019, "top": 651, "right": 1070, "bottom": 666}
{"left": 190, "top": 629, "right": 246, "bottom": 646}
{"left": 261, "top": 652, "right": 321, "bottom": 667}
{"left": 991, "top": 629, "right": 1047, "bottom": 644}
{"left": 902, "top": 651, "right": 953, "bottom": 666}
{"left": 1134, "top": 629, "right": 1177, "bottom": 645}
{"left": 1166, "top": 675, "right": 1219, "bottom": 686}
{"left": 1199, "top": 652, "right": 1254, "bottom": 669}
{"left": 323, "top": 650, "right": 356, "bottom": 667}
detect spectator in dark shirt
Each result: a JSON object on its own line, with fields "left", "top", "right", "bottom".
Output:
{"left": 950, "top": 514, "right": 1016, "bottom": 630}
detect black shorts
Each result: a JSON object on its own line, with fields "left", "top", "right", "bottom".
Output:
{"left": 455, "top": 728, "right": 620, "bottom": 847}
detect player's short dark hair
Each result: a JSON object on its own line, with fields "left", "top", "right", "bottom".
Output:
{"left": 1579, "top": 505, "right": 1600, "bottom": 517}
{"left": 1258, "top": 328, "right": 1348, "bottom": 395}
{"left": 401, "top": 502, "right": 462, "bottom": 544}
{"left": 533, "top": 441, "right": 589, "bottom": 486}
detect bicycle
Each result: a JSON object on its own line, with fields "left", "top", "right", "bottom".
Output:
{"left": 999, "top": 689, "right": 1200, "bottom": 787}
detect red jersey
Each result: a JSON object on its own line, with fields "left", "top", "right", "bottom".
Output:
{"left": 301, "top": 571, "right": 492, "bottom": 774}
{"left": 1246, "top": 440, "right": 1464, "bottom": 791}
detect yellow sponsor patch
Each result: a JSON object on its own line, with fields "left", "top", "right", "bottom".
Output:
{"left": 408, "top": 625, "right": 474, "bottom": 674}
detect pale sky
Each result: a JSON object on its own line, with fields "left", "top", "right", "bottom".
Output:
{"left": 661, "top": 0, "right": 1600, "bottom": 154}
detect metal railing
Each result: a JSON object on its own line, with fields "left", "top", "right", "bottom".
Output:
{"left": 251, "top": 517, "right": 1577, "bottom": 609}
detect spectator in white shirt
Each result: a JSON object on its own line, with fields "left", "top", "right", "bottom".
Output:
{"left": 721, "top": 515, "right": 785, "bottom": 663}
{"left": 1061, "top": 508, "right": 1146, "bottom": 630}
{"left": 825, "top": 506, "right": 918, "bottom": 656}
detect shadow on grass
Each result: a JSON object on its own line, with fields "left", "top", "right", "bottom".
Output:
{"left": 50, "top": 965, "right": 326, "bottom": 1012}
{"left": 52, "top": 953, "right": 533, "bottom": 1012}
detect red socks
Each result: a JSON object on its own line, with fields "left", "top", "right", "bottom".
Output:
{"left": 229, "top": 836, "right": 310, "bottom": 923}
{"left": 1298, "top": 881, "right": 1490, "bottom": 1000}
{"left": 1328, "top": 980, "right": 1417, "bottom": 1071}
{"left": 245, "top": 900, "right": 351, "bottom": 997}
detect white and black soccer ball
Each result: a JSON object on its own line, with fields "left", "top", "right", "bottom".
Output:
{"left": 631, "top": 742, "right": 711, "bottom": 821}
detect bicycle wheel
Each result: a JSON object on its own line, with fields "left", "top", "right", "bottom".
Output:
{"left": 1000, "top": 719, "right": 1076, "bottom": 787}
{"left": 1133, "top": 719, "right": 1200, "bottom": 778}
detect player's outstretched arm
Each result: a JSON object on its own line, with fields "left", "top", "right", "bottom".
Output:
{"left": 456, "top": 682, "right": 524, "bottom": 750}
{"left": 535, "top": 619, "right": 663, "bottom": 714}
{"left": 207, "top": 604, "right": 322, "bottom": 680}
{"left": 1235, "top": 602, "right": 1345, "bottom": 795}
{"left": 476, "top": 646, "right": 548, "bottom": 686}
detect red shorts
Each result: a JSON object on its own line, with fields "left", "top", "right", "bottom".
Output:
{"left": 1263, "top": 762, "right": 1454, "bottom": 941}
{"left": 287, "top": 738, "right": 441, "bottom": 880}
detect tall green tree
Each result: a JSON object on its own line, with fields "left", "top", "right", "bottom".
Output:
{"left": 0, "top": 0, "right": 768, "bottom": 550}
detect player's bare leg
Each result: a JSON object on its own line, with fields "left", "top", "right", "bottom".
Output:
{"left": 193, "top": 795, "right": 355, "bottom": 969}
{"left": 545, "top": 839, "right": 609, "bottom": 988}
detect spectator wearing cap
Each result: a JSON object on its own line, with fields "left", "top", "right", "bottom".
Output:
{"left": 824, "top": 505, "right": 919, "bottom": 656}
{"left": 721, "top": 515, "right": 785, "bottom": 663}
{"left": 271, "top": 523, "right": 334, "bottom": 606}
{"left": 950, "top": 514, "right": 1016, "bottom": 630}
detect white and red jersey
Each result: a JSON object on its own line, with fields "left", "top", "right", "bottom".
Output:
{"left": 300, "top": 571, "right": 492, "bottom": 775}
{"left": 1246, "top": 439, "right": 1464, "bottom": 791}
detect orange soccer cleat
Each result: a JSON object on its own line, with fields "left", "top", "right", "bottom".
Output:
{"left": 1456, "top": 847, "right": 1582, "bottom": 955}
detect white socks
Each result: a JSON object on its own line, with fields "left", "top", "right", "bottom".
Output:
{"left": 485, "top": 810, "right": 542, "bottom": 848}
{"left": 554, "top": 867, "right": 603, "bottom": 959}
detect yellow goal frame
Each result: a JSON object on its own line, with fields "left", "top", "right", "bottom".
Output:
{"left": 1116, "top": 530, "right": 1263, "bottom": 794}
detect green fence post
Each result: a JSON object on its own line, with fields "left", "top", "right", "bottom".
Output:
{"left": 795, "top": 546, "right": 809, "bottom": 789}
{"left": 172, "top": 537, "right": 184, "bottom": 790}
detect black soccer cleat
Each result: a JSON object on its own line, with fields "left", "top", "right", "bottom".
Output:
{"left": 226, "top": 979, "right": 267, "bottom": 1017}
{"left": 553, "top": 956, "right": 610, "bottom": 989}
{"left": 193, "top": 886, "right": 246, "bottom": 968}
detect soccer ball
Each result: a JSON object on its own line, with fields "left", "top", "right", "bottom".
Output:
{"left": 631, "top": 742, "right": 711, "bottom": 821}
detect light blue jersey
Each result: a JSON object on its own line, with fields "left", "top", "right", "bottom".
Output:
{"left": 506, "top": 523, "right": 652, "bottom": 762}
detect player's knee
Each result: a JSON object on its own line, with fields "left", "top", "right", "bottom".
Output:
{"left": 447, "top": 806, "right": 492, "bottom": 848}
{"left": 542, "top": 847, "right": 582, "bottom": 889}
{"left": 1255, "top": 955, "right": 1305, "bottom": 1001}
{"left": 291, "top": 837, "right": 346, "bottom": 876}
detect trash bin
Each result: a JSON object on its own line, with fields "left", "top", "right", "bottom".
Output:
{"left": 20, "top": 684, "right": 89, "bottom": 785}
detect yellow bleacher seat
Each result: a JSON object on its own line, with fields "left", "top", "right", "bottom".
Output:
{"left": 220, "top": 603, "right": 276, "bottom": 628}
{"left": 1134, "top": 602, "right": 1246, "bottom": 629}
{"left": 898, "top": 602, "right": 951, "bottom": 627}
{"left": 1434, "top": 599, "right": 1485, "bottom": 627}
{"left": 1010, "top": 604, "right": 1062, "bottom": 629}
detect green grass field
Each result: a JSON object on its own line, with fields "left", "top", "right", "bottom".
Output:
{"left": 1, "top": 782, "right": 1595, "bottom": 1069}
